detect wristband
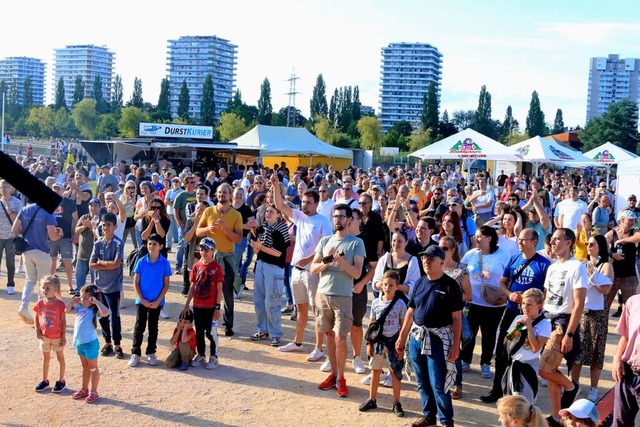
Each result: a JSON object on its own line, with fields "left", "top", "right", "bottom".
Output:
{"left": 214, "top": 303, "right": 221, "bottom": 310}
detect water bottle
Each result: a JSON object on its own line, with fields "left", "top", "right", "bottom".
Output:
{"left": 617, "top": 245, "right": 624, "bottom": 255}
{"left": 505, "top": 322, "right": 527, "bottom": 341}
{"left": 211, "top": 320, "right": 219, "bottom": 352}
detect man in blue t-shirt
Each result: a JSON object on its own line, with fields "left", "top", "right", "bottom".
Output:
{"left": 129, "top": 233, "right": 172, "bottom": 367}
{"left": 480, "top": 228, "right": 551, "bottom": 403}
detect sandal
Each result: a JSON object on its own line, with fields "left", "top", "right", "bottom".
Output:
{"left": 451, "top": 387, "right": 463, "bottom": 400}
{"left": 72, "top": 389, "right": 89, "bottom": 400}
{"left": 85, "top": 391, "right": 99, "bottom": 404}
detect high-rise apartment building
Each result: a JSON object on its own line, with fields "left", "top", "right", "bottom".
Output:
{"left": 52, "top": 45, "right": 115, "bottom": 108}
{"left": 167, "top": 35, "right": 237, "bottom": 121}
{"left": 378, "top": 42, "right": 442, "bottom": 133}
{"left": 586, "top": 54, "right": 640, "bottom": 122}
{"left": 0, "top": 57, "right": 46, "bottom": 106}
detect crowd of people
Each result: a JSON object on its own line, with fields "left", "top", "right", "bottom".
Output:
{"left": 3, "top": 151, "right": 640, "bottom": 426}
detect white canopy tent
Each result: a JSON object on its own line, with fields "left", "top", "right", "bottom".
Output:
{"left": 507, "top": 136, "right": 595, "bottom": 176}
{"left": 581, "top": 141, "right": 638, "bottom": 186}
{"left": 408, "top": 128, "right": 522, "bottom": 175}
{"left": 614, "top": 157, "right": 640, "bottom": 217}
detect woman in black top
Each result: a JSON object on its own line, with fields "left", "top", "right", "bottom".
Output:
{"left": 140, "top": 197, "right": 171, "bottom": 259}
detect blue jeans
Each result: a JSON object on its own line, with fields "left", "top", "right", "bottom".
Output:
{"left": 74, "top": 259, "right": 95, "bottom": 290}
{"left": 135, "top": 228, "right": 143, "bottom": 248}
{"left": 283, "top": 264, "right": 293, "bottom": 306}
{"left": 234, "top": 236, "right": 249, "bottom": 279}
{"left": 166, "top": 214, "right": 179, "bottom": 250}
{"left": 238, "top": 241, "right": 254, "bottom": 285}
{"left": 409, "top": 334, "right": 454, "bottom": 425}
{"left": 253, "top": 260, "right": 284, "bottom": 338}
{"left": 98, "top": 291, "right": 122, "bottom": 346}
{"left": 176, "top": 225, "right": 186, "bottom": 269}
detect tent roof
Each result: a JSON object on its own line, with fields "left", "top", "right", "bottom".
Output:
{"left": 408, "top": 128, "right": 521, "bottom": 161}
{"left": 508, "top": 136, "right": 594, "bottom": 164}
{"left": 583, "top": 141, "right": 638, "bottom": 164}
{"left": 232, "top": 125, "right": 353, "bottom": 159}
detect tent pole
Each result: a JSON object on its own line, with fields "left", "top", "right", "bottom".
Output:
{"left": 606, "top": 165, "right": 610, "bottom": 187}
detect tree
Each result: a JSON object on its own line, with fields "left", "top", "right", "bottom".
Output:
{"left": 129, "top": 77, "right": 144, "bottom": 108}
{"left": 581, "top": 99, "right": 639, "bottom": 154}
{"left": 473, "top": 85, "right": 497, "bottom": 138}
{"left": 22, "top": 77, "right": 33, "bottom": 109}
{"left": 313, "top": 116, "right": 340, "bottom": 145}
{"left": 226, "top": 89, "right": 257, "bottom": 126}
{"left": 256, "top": 78, "right": 272, "bottom": 125}
{"left": 384, "top": 121, "right": 413, "bottom": 150}
{"left": 71, "top": 98, "right": 98, "bottom": 138}
{"left": 408, "top": 127, "right": 434, "bottom": 152}
{"left": 92, "top": 75, "right": 107, "bottom": 114}
{"left": 217, "top": 112, "right": 249, "bottom": 141}
{"left": 356, "top": 116, "right": 384, "bottom": 152}
{"left": 25, "top": 106, "right": 55, "bottom": 137}
{"left": 451, "top": 110, "right": 475, "bottom": 131}
{"left": 328, "top": 89, "right": 338, "bottom": 127}
{"left": 310, "top": 74, "right": 328, "bottom": 119}
{"left": 438, "top": 110, "right": 457, "bottom": 139}
{"left": 54, "top": 77, "right": 67, "bottom": 111}
{"left": 95, "top": 113, "right": 119, "bottom": 139}
{"left": 351, "top": 86, "right": 362, "bottom": 125}
{"left": 153, "top": 78, "right": 171, "bottom": 122}
{"left": 552, "top": 109, "right": 565, "bottom": 134}
{"left": 112, "top": 75, "right": 124, "bottom": 112}
{"left": 499, "top": 105, "right": 520, "bottom": 145}
{"left": 178, "top": 80, "right": 190, "bottom": 122}
{"left": 72, "top": 75, "right": 84, "bottom": 107}
{"left": 118, "top": 106, "right": 149, "bottom": 138}
{"left": 54, "top": 108, "right": 77, "bottom": 137}
{"left": 525, "top": 90, "right": 548, "bottom": 137}
{"left": 200, "top": 74, "right": 215, "bottom": 126}
{"left": 421, "top": 82, "right": 439, "bottom": 138}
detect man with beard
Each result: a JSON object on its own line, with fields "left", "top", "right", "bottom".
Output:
{"left": 196, "top": 183, "right": 243, "bottom": 336}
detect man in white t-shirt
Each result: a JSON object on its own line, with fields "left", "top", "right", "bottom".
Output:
{"left": 554, "top": 186, "right": 588, "bottom": 231}
{"left": 317, "top": 184, "right": 334, "bottom": 220}
{"left": 270, "top": 173, "right": 333, "bottom": 361}
{"left": 539, "top": 227, "right": 588, "bottom": 427}
{"left": 334, "top": 182, "right": 360, "bottom": 211}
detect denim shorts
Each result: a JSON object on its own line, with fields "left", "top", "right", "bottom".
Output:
{"left": 76, "top": 338, "right": 100, "bottom": 360}
{"left": 369, "top": 332, "right": 404, "bottom": 380}
{"left": 49, "top": 237, "right": 73, "bottom": 259}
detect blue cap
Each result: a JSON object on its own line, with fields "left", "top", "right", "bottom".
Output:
{"left": 89, "top": 198, "right": 101, "bottom": 206}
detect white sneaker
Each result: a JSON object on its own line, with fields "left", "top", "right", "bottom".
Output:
{"left": 191, "top": 355, "right": 206, "bottom": 367}
{"left": 361, "top": 373, "right": 372, "bottom": 385}
{"left": 587, "top": 387, "right": 598, "bottom": 402}
{"left": 319, "top": 358, "right": 331, "bottom": 372}
{"left": 7, "top": 286, "right": 15, "bottom": 295}
{"left": 205, "top": 356, "right": 219, "bottom": 370}
{"left": 160, "top": 308, "right": 170, "bottom": 319}
{"left": 307, "top": 348, "right": 324, "bottom": 362}
{"left": 147, "top": 354, "right": 158, "bottom": 366}
{"left": 352, "top": 356, "right": 366, "bottom": 374}
{"left": 382, "top": 373, "right": 393, "bottom": 388}
{"left": 17, "top": 265, "right": 24, "bottom": 273}
{"left": 278, "top": 342, "right": 304, "bottom": 352}
{"left": 18, "top": 308, "right": 34, "bottom": 324}
{"left": 128, "top": 354, "right": 139, "bottom": 367}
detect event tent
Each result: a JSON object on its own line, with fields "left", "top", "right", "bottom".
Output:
{"left": 614, "top": 157, "right": 640, "bottom": 217}
{"left": 408, "top": 128, "right": 522, "bottom": 174}
{"left": 507, "top": 136, "right": 595, "bottom": 176}
{"left": 232, "top": 125, "right": 353, "bottom": 170}
{"left": 581, "top": 141, "right": 638, "bottom": 186}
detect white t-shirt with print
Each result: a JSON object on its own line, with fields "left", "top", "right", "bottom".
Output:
{"left": 370, "top": 297, "right": 408, "bottom": 338}
{"left": 543, "top": 258, "right": 588, "bottom": 315}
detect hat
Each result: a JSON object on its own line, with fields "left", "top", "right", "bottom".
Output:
{"left": 246, "top": 169, "right": 255, "bottom": 175}
{"left": 314, "top": 174, "right": 323, "bottom": 184}
{"left": 372, "top": 185, "right": 382, "bottom": 191}
{"left": 89, "top": 198, "right": 101, "bottom": 206}
{"left": 199, "top": 237, "right": 216, "bottom": 251}
{"left": 449, "top": 197, "right": 463, "bottom": 206}
{"left": 52, "top": 182, "right": 63, "bottom": 189}
{"left": 559, "top": 399, "right": 599, "bottom": 423}
{"left": 100, "top": 163, "right": 111, "bottom": 169}
{"left": 619, "top": 210, "right": 638, "bottom": 220}
{"left": 118, "top": 181, "right": 125, "bottom": 187}
{"left": 628, "top": 194, "right": 637, "bottom": 200}
{"left": 418, "top": 245, "right": 446, "bottom": 260}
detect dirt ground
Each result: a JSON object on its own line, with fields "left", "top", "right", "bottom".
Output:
{"left": 0, "top": 249, "right": 624, "bottom": 427}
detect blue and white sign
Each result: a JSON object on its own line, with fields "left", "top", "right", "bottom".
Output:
{"left": 138, "top": 123, "right": 214, "bottom": 140}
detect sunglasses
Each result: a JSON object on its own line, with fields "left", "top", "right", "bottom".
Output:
{"left": 440, "top": 246, "right": 451, "bottom": 251}
{"left": 587, "top": 241, "right": 597, "bottom": 247}
{"left": 318, "top": 190, "right": 327, "bottom": 193}
{"left": 150, "top": 206, "right": 162, "bottom": 210}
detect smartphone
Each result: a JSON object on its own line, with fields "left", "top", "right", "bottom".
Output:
{"left": 322, "top": 255, "right": 334, "bottom": 264}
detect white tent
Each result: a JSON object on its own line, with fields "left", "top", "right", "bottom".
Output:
{"left": 582, "top": 141, "right": 638, "bottom": 186}
{"left": 408, "top": 128, "right": 521, "bottom": 175}
{"left": 508, "top": 136, "right": 595, "bottom": 176}
{"left": 232, "top": 125, "right": 353, "bottom": 159}
{"left": 614, "top": 157, "right": 640, "bottom": 217}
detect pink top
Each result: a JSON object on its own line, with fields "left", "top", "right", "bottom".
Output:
{"left": 616, "top": 294, "right": 640, "bottom": 367}
{"left": 34, "top": 298, "right": 66, "bottom": 339}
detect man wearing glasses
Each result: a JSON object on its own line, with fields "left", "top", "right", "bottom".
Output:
{"left": 539, "top": 228, "right": 587, "bottom": 427}
{"left": 334, "top": 182, "right": 360, "bottom": 211}
{"left": 317, "top": 184, "right": 335, "bottom": 220}
{"left": 312, "top": 204, "right": 365, "bottom": 398}
{"left": 173, "top": 177, "right": 197, "bottom": 275}
{"left": 481, "top": 228, "right": 551, "bottom": 403}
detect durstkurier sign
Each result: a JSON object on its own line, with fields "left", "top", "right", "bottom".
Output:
{"left": 138, "top": 123, "right": 214, "bottom": 140}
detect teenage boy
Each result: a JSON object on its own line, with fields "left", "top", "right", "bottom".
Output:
{"left": 183, "top": 237, "right": 224, "bottom": 370}
{"left": 89, "top": 213, "right": 125, "bottom": 358}
{"left": 128, "top": 233, "right": 172, "bottom": 367}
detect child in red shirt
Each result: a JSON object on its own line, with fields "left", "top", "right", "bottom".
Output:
{"left": 182, "top": 237, "right": 224, "bottom": 370}
{"left": 33, "top": 275, "right": 67, "bottom": 393}
{"left": 165, "top": 310, "right": 197, "bottom": 371}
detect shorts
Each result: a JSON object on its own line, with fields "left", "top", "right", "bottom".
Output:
{"left": 315, "top": 293, "right": 353, "bottom": 336}
{"left": 352, "top": 287, "right": 368, "bottom": 328}
{"left": 39, "top": 337, "right": 64, "bottom": 353}
{"left": 76, "top": 339, "right": 100, "bottom": 360}
{"left": 539, "top": 314, "right": 581, "bottom": 373}
{"left": 291, "top": 267, "right": 319, "bottom": 307}
{"left": 369, "top": 333, "right": 404, "bottom": 380}
{"left": 49, "top": 237, "right": 73, "bottom": 259}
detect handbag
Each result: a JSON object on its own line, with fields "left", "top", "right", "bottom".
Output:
{"left": 479, "top": 253, "right": 508, "bottom": 306}
{"left": 461, "top": 308, "right": 473, "bottom": 349}
{"left": 12, "top": 206, "right": 40, "bottom": 256}
{"left": 365, "top": 295, "right": 400, "bottom": 344}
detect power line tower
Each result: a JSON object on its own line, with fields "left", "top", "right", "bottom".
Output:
{"left": 285, "top": 68, "right": 300, "bottom": 127}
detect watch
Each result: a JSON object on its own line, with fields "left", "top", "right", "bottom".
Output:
{"left": 214, "top": 303, "right": 221, "bottom": 310}
{"left": 566, "top": 331, "right": 574, "bottom": 338}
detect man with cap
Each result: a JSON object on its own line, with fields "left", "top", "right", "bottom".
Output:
{"left": 612, "top": 292, "right": 640, "bottom": 426}
{"left": 97, "top": 164, "right": 119, "bottom": 198}
{"left": 617, "top": 193, "right": 640, "bottom": 222}
{"left": 560, "top": 399, "right": 599, "bottom": 425}
{"left": 50, "top": 182, "right": 78, "bottom": 294}
{"left": 63, "top": 169, "right": 93, "bottom": 220}
{"left": 396, "top": 245, "right": 464, "bottom": 427}
{"left": 74, "top": 198, "right": 101, "bottom": 291}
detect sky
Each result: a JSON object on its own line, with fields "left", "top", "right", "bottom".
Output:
{"left": 2, "top": 0, "right": 639, "bottom": 129}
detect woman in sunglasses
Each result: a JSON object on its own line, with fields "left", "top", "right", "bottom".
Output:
{"left": 140, "top": 197, "right": 171, "bottom": 259}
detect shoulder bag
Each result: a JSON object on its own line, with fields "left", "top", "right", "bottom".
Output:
{"left": 480, "top": 252, "right": 508, "bottom": 306}
{"left": 365, "top": 294, "right": 400, "bottom": 344}
{"left": 11, "top": 206, "right": 41, "bottom": 256}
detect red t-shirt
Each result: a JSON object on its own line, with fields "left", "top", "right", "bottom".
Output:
{"left": 33, "top": 298, "right": 66, "bottom": 339}
{"left": 172, "top": 327, "right": 196, "bottom": 351}
{"left": 189, "top": 260, "right": 224, "bottom": 308}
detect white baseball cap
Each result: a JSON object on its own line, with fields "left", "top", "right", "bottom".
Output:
{"left": 559, "top": 399, "right": 599, "bottom": 423}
